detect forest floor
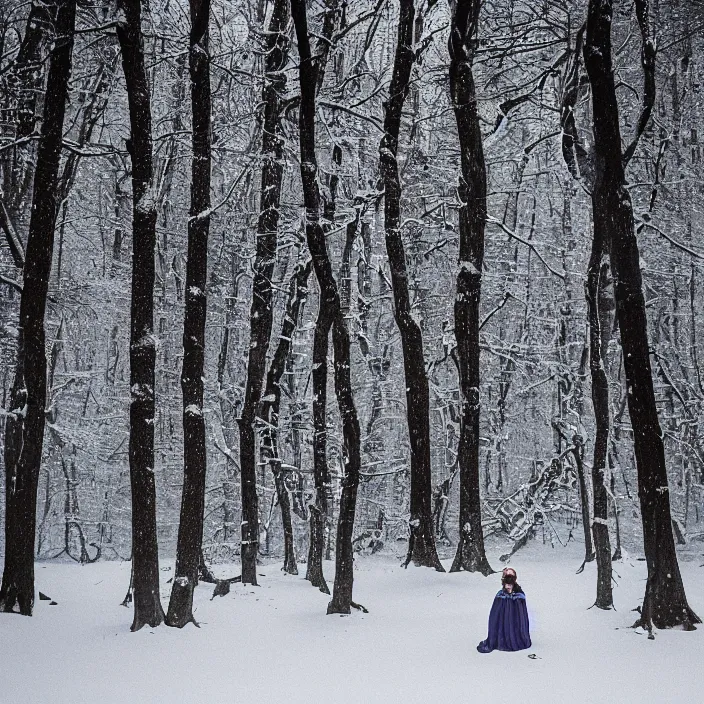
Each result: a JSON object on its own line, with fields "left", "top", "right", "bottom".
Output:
{"left": 1, "top": 540, "right": 703, "bottom": 703}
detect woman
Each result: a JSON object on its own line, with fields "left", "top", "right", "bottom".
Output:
{"left": 477, "top": 567, "right": 531, "bottom": 653}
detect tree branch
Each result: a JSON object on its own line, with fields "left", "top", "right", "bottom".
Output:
{"left": 622, "top": 0, "right": 656, "bottom": 167}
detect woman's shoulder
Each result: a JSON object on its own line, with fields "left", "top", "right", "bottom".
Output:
{"left": 495, "top": 589, "right": 526, "bottom": 600}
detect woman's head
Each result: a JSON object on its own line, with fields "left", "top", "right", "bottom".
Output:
{"left": 501, "top": 567, "right": 517, "bottom": 586}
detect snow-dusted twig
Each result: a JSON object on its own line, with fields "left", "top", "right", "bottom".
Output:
{"left": 486, "top": 215, "right": 565, "bottom": 280}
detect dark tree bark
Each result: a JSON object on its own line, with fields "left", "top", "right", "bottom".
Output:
{"left": 559, "top": 24, "right": 593, "bottom": 186}
{"left": 379, "top": 0, "right": 443, "bottom": 572}
{"left": 291, "top": 0, "right": 364, "bottom": 614}
{"left": 238, "top": 0, "right": 291, "bottom": 586}
{"left": 559, "top": 20, "right": 607, "bottom": 596}
{"left": 0, "top": 0, "right": 76, "bottom": 616}
{"left": 217, "top": 281, "right": 240, "bottom": 543}
{"left": 166, "top": 0, "right": 212, "bottom": 628}
{"left": 296, "top": 0, "right": 330, "bottom": 594}
{"left": 306, "top": 307, "right": 332, "bottom": 593}
{"left": 261, "top": 260, "right": 313, "bottom": 575}
{"left": 355, "top": 221, "right": 373, "bottom": 359}
{"left": 585, "top": 229, "right": 614, "bottom": 608}
{"left": 288, "top": 0, "right": 338, "bottom": 594}
{"left": 584, "top": 0, "right": 699, "bottom": 630}
{"left": 116, "top": 0, "right": 165, "bottom": 632}
{"left": 13, "top": 2, "right": 59, "bottom": 140}
{"left": 0, "top": 0, "right": 59, "bottom": 230}
{"left": 553, "top": 417, "right": 595, "bottom": 569}
{"left": 326, "top": 314, "right": 365, "bottom": 613}
{"left": 567, "top": 433, "right": 595, "bottom": 569}
{"left": 338, "top": 198, "right": 360, "bottom": 316}
{"left": 448, "top": 0, "right": 492, "bottom": 576}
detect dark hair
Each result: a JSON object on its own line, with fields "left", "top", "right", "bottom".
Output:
{"left": 501, "top": 569, "right": 523, "bottom": 593}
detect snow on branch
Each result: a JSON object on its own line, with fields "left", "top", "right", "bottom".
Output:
{"left": 485, "top": 215, "right": 565, "bottom": 280}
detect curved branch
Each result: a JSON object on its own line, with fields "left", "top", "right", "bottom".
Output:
{"left": 623, "top": 0, "right": 656, "bottom": 167}
{"left": 485, "top": 215, "right": 565, "bottom": 280}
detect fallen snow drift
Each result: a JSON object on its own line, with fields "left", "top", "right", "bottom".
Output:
{"left": 1, "top": 544, "right": 702, "bottom": 704}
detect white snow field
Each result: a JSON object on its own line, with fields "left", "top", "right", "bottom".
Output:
{"left": 1, "top": 542, "right": 702, "bottom": 704}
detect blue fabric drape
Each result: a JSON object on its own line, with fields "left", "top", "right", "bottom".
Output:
{"left": 477, "top": 589, "right": 531, "bottom": 653}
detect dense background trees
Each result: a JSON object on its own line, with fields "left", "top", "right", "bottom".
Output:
{"left": 0, "top": 0, "right": 703, "bottom": 629}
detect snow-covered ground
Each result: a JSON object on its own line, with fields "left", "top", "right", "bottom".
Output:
{"left": 2, "top": 543, "right": 702, "bottom": 704}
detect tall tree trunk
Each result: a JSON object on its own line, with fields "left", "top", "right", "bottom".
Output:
{"left": 291, "top": 0, "right": 364, "bottom": 614}
{"left": 559, "top": 22, "right": 606, "bottom": 597}
{"left": 0, "top": 0, "right": 76, "bottom": 616}
{"left": 327, "top": 311, "right": 364, "bottom": 613}
{"left": 116, "top": 0, "right": 165, "bottom": 632}
{"left": 584, "top": 0, "right": 699, "bottom": 630}
{"left": 585, "top": 228, "right": 613, "bottom": 607}
{"left": 289, "top": 0, "right": 338, "bottom": 594}
{"left": 448, "top": 0, "right": 492, "bottom": 575}
{"left": 306, "top": 306, "right": 332, "bottom": 593}
{"left": 261, "top": 260, "right": 313, "bottom": 575}
{"left": 379, "top": 0, "right": 443, "bottom": 571}
{"left": 238, "top": 0, "right": 291, "bottom": 586}
{"left": 217, "top": 303, "right": 238, "bottom": 544}
{"left": 166, "top": 0, "right": 212, "bottom": 628}
{"left": 565, "top": 432, "right": 595, "bottom": 567}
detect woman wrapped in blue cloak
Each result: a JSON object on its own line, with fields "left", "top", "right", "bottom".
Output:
{"left": 477, "top": 567, "right": 531, "bottom": 653}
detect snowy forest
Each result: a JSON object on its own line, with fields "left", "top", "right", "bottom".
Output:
{"left": 1, "top": 0, "right": 704, "bottom": 701}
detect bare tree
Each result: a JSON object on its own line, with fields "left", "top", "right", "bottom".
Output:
{"left": 585, "top": 208, "right": 614, "bottom": 607}
{"left": 293, "top": 0, "right": 339, "bottom": 595}
{"left": 558, "top": 22, "right": 610, "bottom": 596}
{"left": 0, "top": 0, "right": 77, "bottom": 616}
{"left": 261, "top": 260, "right": 313, "bottom": 575}
{"left": 290, "top": 0, "right": 364, "bottom": 614}
{"left": 237, "top": 0, "right": 292, "bottom": 587}
{"left": 379, "top": 0, "right": 443, "bottom": 571}
{"left": 116, "top": 0, "right": 165, "bottom": 631}
{"left": 584, "top": 0, "right": 698, "bottom": 629}
{"left": 166, "top": 0, "right": 212, "bottom": 628}
{"left": 448, "top": 0, "right": 492, "bottom": 575}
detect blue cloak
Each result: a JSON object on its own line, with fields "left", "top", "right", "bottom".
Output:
{"left": 477, "top": 589, "right": 531, "bottom": 653}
